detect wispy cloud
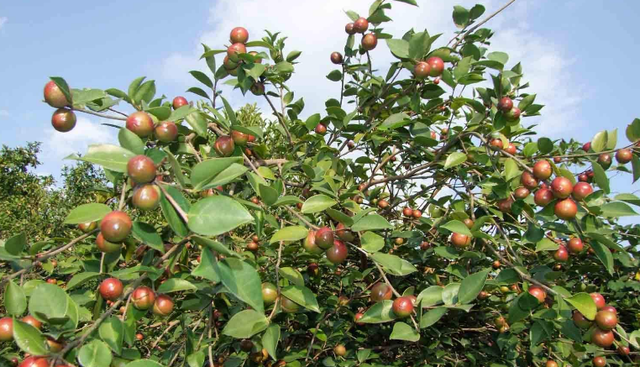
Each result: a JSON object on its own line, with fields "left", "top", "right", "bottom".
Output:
{"left": 41, "top": 115, "right": 118, "bottom": 160}
{"left": 0, "top": 110, "right": 9, "bottom": 118}
{"left": 0, "top": 17, "right": 7, "bottom": 30}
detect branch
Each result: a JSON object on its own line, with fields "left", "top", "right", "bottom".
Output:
{"left": 451, "top": 0, "right": 518, "bottom": 49}
{"left": 157, "top": 182, "right": 189, "bottom": 223}
{"left": 72, "top": 108, "right": 128, "bottom": 121}
{"left": 263, "top": 94, "right": 294, "bottom": 145}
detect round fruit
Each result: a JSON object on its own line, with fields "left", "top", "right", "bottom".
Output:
{"left": 583, "top": 142, "right": 592, "bottom": 151}
{"left": 592, "top": 356, "right": 606, "bottom": 367}
{"left": 19, "top": 357, "right": 49, "bottom": 367}
{"left": 330, "top": 52, "right": 343, "bottom": 64}
{"left": 567, "top": 238, "right": 583, "bottom": 254}
{"left": 493, "top": 260, "right": 501, "bottom": 269}
{"left": 497, "top": 198, "right": 513, "bottom": 213}
{"left": 0, "top": 317, "right": 13, "bottom": 341}
{"left": 392, "top": 296, "right": 414, "bottom": 318}
{"left": 618, "top": 345, "right": 630, "bottom": 356}
{"left": 132, "top": 184, "right": 161, "bottom": 211}
{"left": 489, "top": 138, "right": 503, "bottom": 149}
{"left": 521, "top": 171, "right": 539, "bottom": 189}
{"left": 78, "top": 221, "right": 97, "bottom": 233}
{"left": 132, "top": 286, "right": 156, "bottom": 310}
{"left": 126, "top": 111, "right": 154, "bottom": 138}
{"left": 412, "top": 209, "right": 422, "bottom": 219}
{"left": 154, "top": 121, "right": 178, "bottom": 143}
{"left": 214, "top": 136, "right": 235, "bottom": 157}
{"left": 334, "top": 345, "right": 347, "bottom": 357}
{"left": 353, "top": 17, "right": 369, "bottom": 33}
{"left": 403, "top": 207, "right": 413, "bottom": 217}
{"left": 394, "top": 237, "right": 404, "bottom": 245}
{"left": 591, "top": 328, "right": 614, "bottom": 347}
{"left": 303, "top": 230, "right": 323, "bottom": 255}
{"left": 551, "top": 177, "right": 573, "bottom": 199}
{"left": 572, "top": 311, "right": 591, "bottom": 329}
{"left": 231, "top": 130, "right": 250, "bottom": 146}
{"left": 172, "top": 96, "right": 188, "bottom": 109}
{"left": 378, "top": 199, "right": 389, "bottom": 209}
{"left": 555, "top": 198, "right": 578, "bottom": 220}
{"left": 51, "top": 108, "right": 77, "bottom": 132}
{"left": 345, "top": 23, "right": 356, "bottom": 35}
{"left": 280, "top": 296, "right": 300, "bottom": 313}
{"left": 598, "top": 153, "right": 612, "bottom": 170}
{"left": 371, "top": 283, "right": 393, "bottom": 302}
{"left": 601, "top": 305, "right": 617, "bottom": 314}
{"left": 505, "top": 107, "right": 521, "bottom": 121}
{"left": 247, "top": 241, "right": 259, "bottom": 252}
{"left": 594, "top": 310, "right": 618, "bottom": 330}
{"left": 227, "top": 43, "right": 247, "bottom": 62}
{"left": 335, "top": 223, "right": 355, "bottom": 242}
{"left": 46, "top": 337, "right": 64, "bottom": 352}
{"left": 315, "top": 227, "right": 334, "bottom": 250}
{"left": 44, "top": 80, "right": 71, "bottom": 107}
{"left": 230, "top": 27, "right": 249, "bottom": 44}
{"left": 514, "top": 187, "right": 530, "bottom": 199}
{"left": 240, "top": 339, "right": 254, "bottom": 352}
{"left": 262, "top": 282, "right": 278, "bottom": 305}
{"left": 96, "top": 232, "right": 122, "bottom": 253}
{"left": 153, "top": 294, "right": 174, "bottom": 316}
{"left": 527, "top": 285, "right": 546, "bottom": 303}
{"left": 553, "top": 245, "right": 569, "bottom": 262}
{"left": 326, "top": 240, "right": 348, "bottom": 264}
{"left": 572, "top": 182, "right": 593, "bottom": 200}
{"left": 127, "top": 155, "right": 156, "bottom": 184}
{"left": 426, "top": 57, "right": 445, "bottom": 77}
{"left": 504, "top": 143, "right": 517, "bottom": 155}
{"left": 315, "top": 123, "right": 327, "bottom": 135}
{"left": 99, "top": 278, "right": 123, "bottom": 301}
{"left": 616, "top": 148, "right": 633, "bottom": 164}
{"left": 250, "top": 82, "right": 264, "bottom": 96}
{"left": 354, "top": 312, "right": 364, "bottom": 325}
{"left": 248, "top": 51, "right": 262, "bottom": 64}
{"left": 578, "top": 173, "right": 589, "bottom": 182}
{"left": 414, "top": 61, "right": 431, "bottom": 79}
{"left": 361, "top": 33, "right": 378, "bottom": 51}
{"left": 534, "top": 188, "right": 554, "bottom": 206}
{"left": 463, "top": 218, "right": 474, "bottom": 228}
{"left": 546, "top": 361, "right": 558, "bottom": 367}
{"left": 497, "top": 97, "right": 513, "bottom": 112}
{"left": 451, "top": 233, "right": 471, "bottom": 248}
{"left": 100, "top": 211, "right": 132, "bottom": 242}
{"left": 223, "top": 55, "right": 238, "bottom": 70}
{"left": 533, "top": 161, "right": 552, "bottom": 180}
{"left": 590, "top": 292, "right": 606, "bottom": 310}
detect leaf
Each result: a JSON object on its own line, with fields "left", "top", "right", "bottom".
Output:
{"left": 535, "top": 238, "right": 559, "bottom": 252}
{"left": 625, "top": 118, "right": 640, "bottom": 142}
{"left": 359, "top": 300, "right": 397, "bottom": 324}
{"left": 326, "top": 70, "right": 342, "bottom": 82}
{"left": 185, "top": 112, "right": 208, "bottom": 137}
{"left": 192, "top": 249, "right": 220, "bottom": 283}
{"left": 385, "top": 39, "right": 410, "bottom": 59}
{"left": 159, "top": 185, "right": 190, "bottom": 237}
{"left": 305, "top": 113, "right": 321, "bottom": 131}
{"left": 69, "top": 144, "right": 136, "bottom": 173}
{"left": 146, "top": 106, "right": 172, "bottom": 121}
{"left": 591, "top": 241, "right": 614, "bottom": 276}
{"left": 370, "top": 253, "right": 417, "bottom": 276}
{"left": 214, "top": 258, "right": 264, "bottom": 313}
{"left": 390, "top": 322, "right": 420, "bottom": 342}
{"left": 269, "top": 226, "right": 307, "bottom": 244}
{"left": 133, "top": 80, "right": 156, "bottom": 104}
{"left": 157, "top": 279, "right": 197, "bottom": 293}
{"left": 537, "top": 137, "right": 554, "bottom": 155}
{"left": 530, "top": 320, "right": 552, "bottom": 346}
{"left": 64, "top": 203, "right": 112, "bottom": 225}
{"left": 591, "top": 161, "right": 610, "bottom": 194}
{"left": 614, "top": 193, "right": 640, "bottom": 207}
{"left": 469, "top": 4, "right": 485, "bottom": 19}
{"left": 379, "top": 112, "right": 411, "bottom": 130}
{"left": 488, "top": 52, "right": 509, "bottom": 65}
{"left": 99, "top": 317, "right": 124, "bottom": 355}
{"left": 118, "top": 128, "right": 145, "bottom": 155}
{"left": 12, "top": 319, "right": 49, "bottom": 356}
{"left": 191, "top": 157, "right": 244, "bottom": 191}
{"left": 67, "top": 272, "right": 102, "bottom": 290}
{"left": 5, "top": 233, "right": 26, "bottom": 256}
{"left": 262, "top": 324, "right": 280, "bottom": 361}
{"left": 29, "top": 283, "right": 68, "bottom": 324}
{"left": 504, "top": 158, "right": 520, "bottom": 181}
{"left": 5, "top": 281, "right": 27, "bottom": 316}
{"left": 361, "top": 231, "right": 385, "bottom": 252}
{"left": 442, "top": 283, "right": 460, "bottom": 305}
{"left": 457, "top": 269, "right": 489, "bottom": 304}
{"left": 192, "top": 235, "right": 238, "bottom": 258}
{"left": 279, "top": 267, "right": 304, "bottom": 287}
{"left": 440, "top": 220, "right": 472, "bottom": 236}
{"left": 452, "top": 5, "right": 470, "bottom": 28}
{"left": 444, "top": 152, "right": 467, "bottom": 169}
{"left": 190, "top": 70, "right": 213, "bottom": 88}
{"left": 591, "top": 130, "right": 608, "bottom": 153}
{"left": 351, "top": 214, "right": 393, "bottom": 232}
{"left": 222, "top": 310, "right": 269, "bottom": 339}
{"left": 420, "top": 307, "right": 447, "bottom": 328}
{"left": 600, "top": 202, "right": 638, "bottom": 217}
{"left": 301, "top": 195, "right": 337, "bottom": 214}
{"left": 131, "top": 222, "right": 164, "bottom": 252}
{"left": 565, "top": 293, "right": 597, "bottom": 320}
{"left": 125, "top": 361, "right": 164, "bottom": 367}
{"left": 281, "top": 285, "right": 320, "bottom": 312}
{"left": 187, "top": 87, "right": 211, "bottom": 100}
{"left": 187, "top": 352, "right": 205, "bottom": 367}
{"left": 416, "top": 286, "right": 444, "bottom": 307}
{"left": 188, "top": 196, "right": 253, "bottom": 236}
{"left": 78, "top": 339, "right": 113, "bottom": 367}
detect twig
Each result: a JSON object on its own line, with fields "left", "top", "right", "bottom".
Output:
{"left": 157, "top": 183, "right": 189, "bottom": 223}
{"left": 451, "top": 0, "right": 518, "bottom": 49}
{"left": 73, "top": 107, "right": 128, "bottom": 121}
{"left": 264, "top": 94, "right": 293, "bottom": 145}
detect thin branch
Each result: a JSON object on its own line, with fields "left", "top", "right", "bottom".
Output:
{"left": 73, "top": 107, "right": 128, "bottom": 121}
{"left": 264, "top": 94, "right": 294, "bottom": 145}
{"left": 157, "top": 182, "right": 189, "bottom": 223}
{"left": 451, "top": 0, "right": 518, "bottom": 49}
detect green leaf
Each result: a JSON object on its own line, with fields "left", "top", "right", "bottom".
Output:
{"left": 118, "top": 128, "right": 144, "bottom": 155}
{"left": 600, "top": 202, "right": 638, "bottom": 217}
{"left": 370, "top": 253, "right": 417, "bottom": 276}
{"left": 125, "top": 361, "right": 164, "bottom": 367}
{"left": 275, "top": 61, "right": 294, "bottom": 73}
{"left": 99, "top": 317, "right": 124, "bottom": 355}
{"left": 390, "top": 322, "right": 420, "bottom": 342}
{"left": 192, "top": 235, "right": 238, "bottom": 258}
{"left": 5, "top": 233, "right": 26, "bottom": 256}
{"left": 157, "top": 279, "right": 197, "bottom": 294}
{"left": 361, "top": 231, "right": 385, "bottom": 252}
{"left": 185, "top": 112, "right": 208, "bottom": 137}
{"left": 281, "top": 285, "right": 320, "bottom": 312}
{"left": 270, "top": 226, "right": 307, "bottom": 244}
{"left": 454, "top": 56, "right": 473, "bottom": 81}
{"left": 614, "top": 193, "right": 640, "bottom": 207}
{"left": 452, "top": 5, "right": 469, "bottom": 28}
{"left": 301, "top": 195, "right": 337, "bottom": 214}
{"left": 416, "top": 286, "right": 444, "bottom": 307}
{"left": 262, "top": 324, "right": 280, "bottom": 361}
{"left": 187, "top": 87, "right": 211, "bottom": 100}
{"left": 352, "top": 214, "right": 393, "bottom": 232}
{"left": 159, "top": 185, "right": 190, "bottom": 237}
{"left": 535, "top": 238, "right": 559, "bottom": 252}
{"left": 67, "top": 272, "right": 102, "bottom": 291}
{"left": 379, "top": 112, "right": 411, "bottom": 131}
{"left": 591, "top": 241, "right": 614, "bottom": 276}
{"left": 504, "top": 158, "right": 520, "bottom": 181}
{"left": 192, "top": 249, "right": 220, "bottom": 283}
{"left": 420, "top": 307, "right": 447, "bottom": 328}
{"left": 67, "top": 144, "right": 136, "bottom": 173}
{"left": 5, "top": 281, "right": 27, "bottom": 316}
{"left": 408, "top": 31, "right": 431, "bottom": 59}
{"left": 537, "top": 137, "right": 553, "bottom": 155}
{"left": 305, "top": 113, "right": 321, "bottom": 131}
{"left": 163, "top": 149, "right": 188, "bottom": 188}
{"left": 530, "top": 320, "right": 552, "bottom": 346}
{"left": 359, "top": 300, "right": 397, "bottom": 324}
{"left": 444, "top": 152, "right": 467, "bottom": 169}
{"left": 591, "top": 160, "right": 610, "bottom": 194}
{"left": 188, "top": 196, "right": 253, "bottom": 236}
{"left": 191, "top": 157, "right": 244, "bottom": 191}
{"left": 279, "top": 267, "right": 304, "bottom": 287}
{"left": 565, "top": 292, "right": 597, "bottom": 320}
{"left": 222, "top": 310, "right": 269, "bottom": 339}
{"left": 633, "top": 154, "right": 640, "bottom": 183}
{"left": 442, "top": 283, "right": 460, "bottom": 305}
{"left": 469, "top": 4, "right": 485, "bottom": 19}
{"left": 523, "top": 142, "right": 538, "bottom": 157}
{"left": 457, "top": 269, "right": 489, "bottom": 304}
{"left": 12, "top": 319, "right": 49, "bottom": 356}
{"left": 326, "top": 70, "right": 342, "bottom": 82}
{"left": 591, "top": 130, "right": 608, "bottom": 153}
{"left": 190, "top": 70, "right": 213, "bottom": 88}
{"left": 133, "top": 80, "right": 156, "bottom": 104}
{"left": 488, "top": 52, "right": 509, "bottom": 65}
{"left": 64, "top": 203, "right": 112, "bottom": 225}
{"left": 168, "top": 105, "right": 195, "bottom": 122}
{"left": 187, "top": 352, "right": 205, "bottom": 367}
{"left": 386, "top": 39, "right": 410, "bottom": 59}
{"left": 625, "top": 118, "right": 640, "bottom": 142}
{"left": 131, "top": 222, "right": 164, "bottom": 252}
{"left": 78, "top": 339, "right": 113, "bottom": 367}
{"left": 440, "top": 220, "right": 472, "bottom": 236}
{"left": 214, "top": 258, "right": 264, "bottom": 313}
{"left": 29, "top": 283, "right": 68, "bottom": 323}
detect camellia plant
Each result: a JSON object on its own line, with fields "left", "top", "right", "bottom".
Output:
{"left": 2, "top": 1, "right": 640, "bottom": 367}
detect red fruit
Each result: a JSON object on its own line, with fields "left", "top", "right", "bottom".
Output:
{"left": 154, "top": 121, "right": 178, "bottom": 143}
{"left": 361, "top": 33, "right": 378, "bottom": 51}
{"left": 377, "top": 199, "right": 389, "bottom": 209}
{"left": 553, "top": 156, "right": 562, "bottom": 163}
{"left": 504, "top": 143, "right": 517, "bottom": 155}
{"left": 434, "top": 77, "right": 441, "bottom": 84}
{"left": 497, "top": 97, "right": 513, "bottom": 112}
{"left": 514, "top": 187, "right": 530, "bottom": 199}
{"left": 583, "top": 142, "right": 591, "bottom": 151}
{"left": 590, "top": 293, "right": 606, "bottom": 310}
{"left": 330, "top": 52, "right": 343, "bottom": 64}
{"left": 353, "top": 17, "right": 369, "bottom": 33}
{"left": 572, "top": 182, "right": 593, "bottom": 201}
{"left": 521, "top": 171, "right": 539, "bottom": 190}
{"left": 527, "top": 285, "right": 546, "bottom": 303}
{"left": 126, "top": 111, "right": 154, "bottom": 138}
{"left": 132, "top": 184, "right": 161, "bottom": 211}
{"left": 505, "top": 107, "right": 521, "bottom": 121}
{"left": 326, "top": 240, "right": 348, "bottom": 264}
{"left": 534, "top": 188, "right": 554, "bottom": 206}
{"left": 451, "top": 233, "right": 471, "bottom": 248}
{"left": 19, "top": 357, "right": 49, "bottom": 367}
{"left": 96, "top": 233, "right": 121, "bottom": 253}
{"left": 551, "top": 177, "right": 573, "bottom": 199}
{"left": 370, "top": 283, "right": 393, "bottom": 302}
{"left": 615, "top": 148, "right": 633, "bottom": 164}
{"left": 247, "top": 241, "right": 259, "bottom": 252}
{"left": 601, "top": 305, "right": 617, "bottom": 314}
{"left": 578, "top": 173, "right": 589, "bottom": 182}
{"left": 303, "top": 230, "right": 323, "bottom": 254}
{"left": 78, "top": 221, "right": 97, "bottom": 233}
{"left": 414, "top": 61, "right": 431, "bottom": 79}
{"left": 231, "top": 130, "right": 250, "bottom": 146}
{"left": 598, "top": 153, "right": 612, "bottom": 169}
{"left": 553, "top": 245, "right": 569, "bottom": 262}
{"left": 492, "top": 260, "right": 501, "bottom": 269}
{"left": 573, "top": 311, "right": 591, "bottom": 329}
{"left": 0, "top": 317, "right": 13, "bottom": 341}
{"left": 227, "top": 43, "right": 247, "bottom": 62}
{"left": 100, "top": 211, "right": 132, "bottom": 242}
{"left": 307, "top": 263, "right": 319, "bottom": 277}
{"left": 20, "top": 315, "right": 41, "bottom": 330}
{"left": 136, "top": 333, "right": 144, "bottom": 341}
{"left": 426, "top": 57, "right": 445, "bottom": 77}
{"left": 51, "top": 108, "right": 77, "bottom": 132}
{"left": 132, "top": 286, "right": 156, "bottom": 310}
{"left": 554, "top": 198, "right": 578, "bottom": 220}
{"left": 214, "top": 136, "right": 235, "bottom": 157}
{"left": 567, "top": 238, "right": 583, "bottom": 254}
{"left": 618, "top": 345, "right": 630, "bottom": 356}
{"left": 315, "top": 227, "right": 334, "bottom": 250}
{"left": 100, "top": 278, "right": 123, "bottom": 301}
{"left": 497, "top": 198, "right": 513, "bottom": 213}
{"left": 532, "top": 160, "right": 552, "bottom": 180}
{"left": 44, "top": 80, "right": 72, "bottom": 107}
{"left": 315, "top": 123, "right": 327, "bottom": 135}
{"left": 335, "top": 223, "right": 355, "bottom": 242}
{"left": 229, "top": 27, "right": 249, "bottom": 44}
{"left": 412, "top": 209, "right": 422, "bottom": 219}
{"left": 595, "top": 310, "right": 617, "bottom": 330}
{"left": 127, "top": 155, "right": 156, "bottom": 184}
{"left": 345, "top": 23, "right": 356, "bottom": 35}
{"left": 546, "top": 361, "right": 558, "bottom": 367}
{"left": 463, "top": 218, "right": 474, "bottom": 229}
{"left": 489, "top": 138, "right": 503, "bottom": 149}
{"left": 392, "top": 296, "right": 414, "bottom": 318}
{"left": 354, "top": 312, "right": 364, "bottom": 325}
{"left": 402, "top": 207, "right": 413, "bottom": 217}
{"left": 592, "top": 356, "right": 606, "bottom": 367}
{"left": 172, "top": 96, "right": 188, "bottom": 110}
{"left": 153, "top": 294, "right": 174, "bottom": 316}
{"left": 591, "top": 328, "right": 614, "bottom": 347}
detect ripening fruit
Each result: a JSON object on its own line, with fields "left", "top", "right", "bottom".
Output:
{"left": 78, "top": 221, "right": 97, "bottom": 233}
{"left": 303, "top": 230, "right": 323, "bottom": 254}
{"left": 44, "top": 80, "right": 72, "bottom": 107}
{"left": 371, "top": 283, "right": 393, "bottom": 302}
{"left": 497, "top": 198, "right": 513, "bottom": 213}
{"left": 572, "top": 311, "right": 591, "bottom": 329}
{"left": 315, "top": 227, "right": 334, "bottom": 250}
{"left": 231, "top": 130, "right": 250, "bottom": 146}
{"left": 307, "top": 263, "right": 319, "bottom": 277}
{"left": 595, "top": 310, "right": 618, "bottom": 330}
{"left": 280, "top": 296, "right": 300, "bottom": 313}
{"left": 392, "top": 297, "right": 414, "bottom": 318}
{"left": 572, "top": 182, "right": 593, "bottom": 201}
{"left": 248, "top": 51, "right": 262, "bottom": 64}
{"left": 617, "top": 345, "right": 630, "bottom": 356}
{"left": 239, "top": 339, "right": 254, "bottom": 352}
{"left": 361, "top": 33, "right": 378, "bottom": 51}
{"left": 497, "top": 97, "right": 513, "bottom": 112}
{"left": 527, "top": 285, "right": 546, "bottom": 303}
{"left": 492, "top": 260, "right": 501, "bottom": 269}
{"left": 172, "top": 96, "right": 188, "bottom": 109}
{"left": 262, "top": 282, "right": 278, "bottom": 305}
{"left": 504, "top": 143, "right": 517, "bottom": 155}
{"left": 412, "top": 209, "right": 422, "bottom": 219}
{"left": 592, "top": 356, "right": 606, "bottom": 367}
{"left": 353, "top": 17, "right": 369, "bottom": 33}
{"left": 132, "top": 184, "right": 161, "bottom": 211}
{"left": 330, "top": 52, "right": 343, "bottom": 64}
{"left": 99, "top": 277, "right": 123, "bottom": 301}
{"left": 354, "top": 312, "right": 364, "bottom": 325}
{"left": 345, "top": 23, "right": 356, "bottom": 35}
{"left": 463, "top": 218, "right": 474, "bottom": 229}
{"left": 426, "top": 57, "right": 445, "bottom": 77}
{"left": 403, "top": 207, "right": 413, "bottom": 217}
{"left": 247, "top": 241, "right": 259, "bottom": 252}
{"left": 230, "top": 27, "right": 249, "bottom": 44}
{"left": 223, "top": 55, "right": 239, "bottom": 70}
{"left": 214, "top": 136, "right": 235, "bottom": 157}
{"left": 521, "top": 171, "right": 539, "bottom": 190}
{"left": 0, "top": 317, "right": 13, "bottom": 341}
{"left": 554, "top": 198, "right": 578, "bottom": 220}
{"left": 505, "top": 107, "right": 521, "bottom": 121}
{"left": 250, "top": 82, "right": 265, "bottom": 96}
{"left": 545, "top": 361, "right": 558, "bottom": 367}
{"left": 333, "top": 344, "right": 347, "bottom": 357}
{"left": 394, "top": 237, "right": 404, "bottom": 245}
{"left": 451, "top": 233, "right": 471, "bottom": 248}
{"left": 590, "top": 292, "right": 606, "bottom": 310}
{"left": 578, "top": 173, "right": 589, "bottom": 182}
{"left": 96, "top": 233, "right": 122, "bottom": 253}
{"left": 414, "top": 61, "right": 431, "bottom": 79}
{"left": 335, "top": 223, "right": 355, "bottom": 242}
{"left": 46, "top": 337, "right": 64, "bottom": 353}
{"left": 51, "top": 108, "right": 77, "bottom": 132}
{"left": 227, "top": 43, "right": 247, "bottom": 62}
{"left": 598, "top": 153, "right": 612, "bottom": 170}
{"left": 514, "top": 187, "right": 530, "bottom": 199}
{"left": 19, "top": 357, "right": 49, "bottom": 367}
{"left": 583, "top": 142, "right": 591, "bottom": 151}
{"left": 126, "top": 111, "right": 154, "bottom": 138}
{"left": 534, "top": 188, "right": 554, "bottom": 207}
{"left": 553, "top": 245, "right": 569, "bottom": 262}
{"left": 132, "top": 286, "right": 156, "bottom": 310}
{"left": 567, "top": 238, "right": 583, "bottom": 254}
{"left": 326, "top": 240, "right": 348, "bottom": 264}
{"left": 127, "top": 155, "right": 156, "bottom": 184}
{"left": 315, "top": 123, "right": 327, "bottom": 135}
{"left": 153, "top": 294, "right": 175, "bottom": 316}
{"left": 591, "top": 328, "right": 614, "bottom": 347}
{"left": 615, "top": 148, "right": 633, "bottom": 164}
{"left": 154, "top": 121, "right": 178, "bottom": 143}
{"left": 489, "top": 138, "right": 503, "bottom": 149}
{"left": 532, "top": 161, "right": 552, "bottom": 180}
{"left": 551, "top": 177, "right": 573, "bottom": 199}
{"left": 377, "top": 199, "right": 389, "bottom": 209}
{"left": 601, "top": 305, "right": 617, "bottom": 314}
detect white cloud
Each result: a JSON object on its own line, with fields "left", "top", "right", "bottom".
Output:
{"left": 0, "top": 110, "right": 8, "bottom": 118}
{"left": 0, "top": 17, "right": 7, "bottom": 30}
{"left": 42, "top": 115, "right": 118, "bottom": 160}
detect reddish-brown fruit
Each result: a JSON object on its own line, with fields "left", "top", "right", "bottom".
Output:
{"left": 504, "top": 143, "right": 517, "bottom": 155}
{"left": 378, "top": 199, "right": 389, "bottom": 209}
{"left": 514, "top": 187, "right": 530, "bottom": 199}
{"left": 545, "top": 361, "right": 558, "bottom": 367}
{"left": 304, "top": 230, "right": 323, "bottom": 254}
{"left": 553, "top": 245, "right": 569, "bottom": 262}
{"left": 554, "top": 198, "right": 578, "bottom": 220}
{"left": 136, "top": 333, "right": 144, "bottom": 341}
{"left": 392, "top": 296, "right": 414, "bottom": 318}
{"left": 595, "top": 310, "right": 618, "bottom": 330}
{"left": 497, "top": 198, "right": 513, "bottom": 213}
{"left": 154, "top": 121, "right": 178, "bottom": 143}
{"left": 19, "top": 357, "right": 49, "bottom": 367}
{"left": 0, "top": 317, "right": 13, "bottom": 341}
{"left": 99, "top": 278, "right": 123, "bottom": 301}
{"left": 533, "top": 160, "right": 552, "bottom": 180}
{"left": 239, "top": 339, "right": 254, "bottom": 352}
{"left": 590, "top": 292, "right": 606, "bottom": 310}
{"left": 615, "top": 148, "right": 633, "bottom": 164}
{"left": 100, "top": 211, "right": 132, "bottom": 242}
{"left": 230, "top": 27, "right": 249, "bottom": 44}
{"left": 617, "top": 345, "right": 630, "bottom": 356}
{"left": 334, "top": 344, "right": 347, "bottom": 357}
{"left": 403, "top": 207, "right": 413, "bottom": 217}
{"left": 347, "top": 141, "right": 355, "bottom": 149}
{"left": 214, "top": 136, "right": 235, "bottom": 157}
{"left": 578, "top": 173, "right": 589, "bottom": 182}
{"left": 335, "top": 223, "right": 355, "bottom": 242}
{"left": 463, "top": 218, "right": 474, "bottom": 229}
{"left": 247, "top": 241, "right": 259, "bottom": 252}
{"left": 478, "top": 291, "right": 489, "bottom": 300}
{"left": 280, "top": 296, "right": 300, "bottom": 313}
{"left": 505, "top": 107, "right": 521, "bottom": 121}
{"left": 307, "top": 263, "right": 319, "bottom": 277}
{"left": 315, "top": 123, "right": 327, "bottom": 135}
{"left": 414, "top": 61, "right": 431, "bottom": 79}
{"left": 412, "top": 209, "right": 422, "bottom": 219}
{"left": 78, "top": 221, "right": 97, "bottom": 233}
{"left": 451, "top": 233, "right": 471, "bottom": 248}
{"left": 361, "top": 33, "right": 378, "bottom": 51}
{"left": 153, "top": 294, "right": 174, "bottom": 316}
{"left": 172, "top": 96, "right": 188, "bottom": 109}
{"left": 231, "top": 130, "right": 250, "bottom": 146}
{"left": 46, "top": 279, "right": 57, "bottom": 284}
{"left": 601, "top": 305, "right": 617, "bottom": 314}
{"left": 434, "top": 77, "right": 441, "bottom": 85}
{"left": 248, "top": 51, "right": 262, "bottom": 64}
{"left": 354, "top": 312, "right": 364, "bottom": 325}
{"left": 326, "top": 240, "right": 348, "bottom": 264}
{"left": 345, "top": 23, "right": 356, "bottom": 35}
{"left": 492, "top": 260, "right": 501, "bottom": 269}
{"left": 262, "top": 282, "right": 278, "bottom": 305}
{"left": 126, "top": 111, "right": 154, "bottom": 138}
{"left": 394, "top": 237, "right": 404, "bottom": 245}
{"left": 567, "top": 238, "right": 583, "bottom": 254}
{"left": 251, "top": 197, "right": 260, "bottom": 205}
{"left": 528, "top": 285, "right": 546, "bottom": 303}
{"left": 583, "top": 142, "right": 591, "bottom": 151}
{"left": 497, "top": 97, "right": 513, "bottom": 112}
{"left": 489, "top": 138, "right": 504, "bottom": 149}
{"left": 534, "top": 188, "right": 554, "bottom": 207}
{"left": 572, "top": 182, "right": 593, "bottom": 201}
{"left": 51, "top": 108, "right": 77, "bottom": 132}
{"left": 46, "top": 337, "right": 64, "bottom": 352}
{"left": 330, "top": 52, "right": 343, "bottom": 64}
{"left": 572, "top": 311, "right": 591, "bottom": 329}
{"left": 315, "top": 227, "right": 335, "bottom": 250}
{"left": 227, "top": 43, "right": 247, "bottom": 62}
{"left": 592, "top": 356, "right": 606, "bottom": 367}
{"left": 127, "top": 155, "right": 156, "bottom": 184}
{"left": 420, "top": 241, "right": 430, "bottom": 250}
{"left": 598, "top": 153, "right": 612, "bottom": 169}
{"left": 371, "top": 283, "right": 393, "bottom": 302}
{"left": 353, "top": 17, "right": 369, "bottom": 33}
{"left": 591, "top": 328, "right": 614, "bottom": 347}
{"left": 521, "top": 171, "right": 539, "bottom": 190}
{"left": 132, "top": 286, "right": 156, "bottom": 310}
{"left": 426, "top": 56, "right": 445, "bottom": 77}
{"left": 132, "top": 184, "right": 161, "bottom": 211}
{"left": 551, "top": 177, "right": 573, "bottom": 199}
{"left": 44, "top": 80, "right": 71, "bottom": 107}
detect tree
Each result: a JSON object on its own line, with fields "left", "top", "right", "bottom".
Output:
{"left": 2, "top": 1, "right": 640, "bottom": 367}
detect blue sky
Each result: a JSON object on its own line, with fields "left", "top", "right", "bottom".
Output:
{"left": 0, "top": 0, "right": 639, "bottom": 202}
